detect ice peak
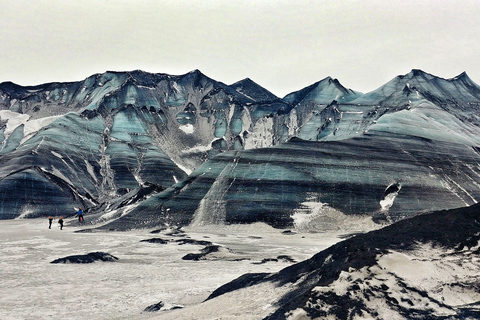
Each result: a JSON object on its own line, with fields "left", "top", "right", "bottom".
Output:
{"left": 188, "top": 69, "right": 205, "bottom": 77}
{"left": 406, "top": 69, "right": 437, "bottom": 80}
{"left": 230, "top": 77, "right": 279, "bottom": 102}
{"left": 410, "top": 69, "right": 426, "bottom": 76}
{"left": 451, "top": 71, "right": 471, "bottom": 82}
{"left": 231, "top": 77, "right": 255, "bottom": 86}
{"left": 283, "top": 76, "right": 361, "bottom": 105}
{"left": 233, "top": 77, "right": 254, "bottom": 85}
{"left": 180, "top": 69, "right": 213, "bottom": 83}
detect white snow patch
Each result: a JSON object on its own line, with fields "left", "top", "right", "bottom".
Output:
{"left": 179, "top": 124, "right": 194, "bottom": 134}
{"left": 380, "top": 184, "right": 401, "bottom": 211}
{"left": 84, "top": 160, "right": 98, "bottom": 183}
{"left": 380, "top": 194, "right": 397, "bottom": 211}
{"left": 378, "top": 244, "right": 480, "bottom": 308}
{"left": 133, "top": 173, "right": 144, "bottom": 186}
{"left": 228, "top": 103, "right": 235, "bottom": 123}
{"left": 191, "top": 158, "right": 239, "bottom": 226}
{"left": 0, "top": 110, "right": 29, "bottom": 136}
{"left": 99, "top": 204, "right": 139, "bottom": 221}
{"left": 285, "top": 308, "right": 309, "bottom": 319}
{"left": 21, "top": 115, "right": 62, "bottom": 143}
{"left": 181, "top": 144, "right": 211, "bottom": 155}
{"left": 170, "top": 155, "right": 194, "bottom": 175}
{"left": 50, "top": 166, "right": 74, "bottom": 186}
{"left": 15, "top": 207, "right": 36, "bottom": 219}
{"left": 244, "top": 117, "right": 275, "bottom": 150}
{"left": 287, "top": 109, "right": 298, "bottom": 137}
{"left": 0, "top": 110, "right": 62, "bottom": 144}
{"left": 292, "top": 199, "right": 379, "bottom": 232}
{"left": 442, "top": 176, "right": 477, "bottom": 205}
{"left": 51, "top": 151, "right": 63, "bottom": 158}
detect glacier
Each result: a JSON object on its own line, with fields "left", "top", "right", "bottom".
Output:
{"left": 1, "top": 69, "right": 480, "bottom": 233}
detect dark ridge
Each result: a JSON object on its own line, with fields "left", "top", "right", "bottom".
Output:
{"left": 51, "top": 252, "right": 118, "bottom": 264}
{"left": 175, "top": 239, "right": 214, "bottom": 246}
{"left": 182, "top": 245, "right": 222, "bottom": 260}
{"left": 143, "top": 301, "right": 164, "bottom": 312}
{"left": 0, "top": 81, "right": 26, "bottom": 92}
{"left": 277, "top": 255, "right": 297, "bottom": 263}
{"left": 206, "top": 273, "right": 270, "bottom": 301}
{"left": 140, "top": 238, "right": 169, "bottom": 244}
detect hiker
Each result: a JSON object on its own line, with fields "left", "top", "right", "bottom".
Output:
{"left": 77, "top": 208, "right": 83, "bottom": 222}
{"left": 58, "top": 217, "right": 64, "bottom": 230}
{"left": 48, "top": 216, "right": 53, "bottom": 229}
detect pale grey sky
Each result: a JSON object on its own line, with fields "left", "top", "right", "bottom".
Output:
{"left": 0, "top": 0, "right": 479, "bottom": 97}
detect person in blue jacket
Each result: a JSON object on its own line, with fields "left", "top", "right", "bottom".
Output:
{"left": 77, "top": 208, "right": 83, "bottom": 222}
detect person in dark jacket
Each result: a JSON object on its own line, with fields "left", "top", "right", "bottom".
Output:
{"left": 58, "top": 217, "right": 64, "bottom": 230}
{"left": 48, "top": 216, "right": 53, "bottom": 229}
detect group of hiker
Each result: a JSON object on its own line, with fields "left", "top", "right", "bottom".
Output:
{"left": 48, "top": 208, "right": 84, "bottom": 230}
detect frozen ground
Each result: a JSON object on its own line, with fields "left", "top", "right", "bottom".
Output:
{"left": 0, "top": 217, "right": 353, "bottom": 319}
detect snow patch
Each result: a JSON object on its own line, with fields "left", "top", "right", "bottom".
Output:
{"left": 181, "top": 144, "right": 211, "bottom": 155}
{"left": 99, "top": 204, "right": 139, "bottom": 221}
{"left": 15, "top": 206, "right": 36, "bottom": 219}
{"left": 191, "top": 158, "right": 239, "bottom": 226}
{"left": 244, "top": 117, "right": 275, "bottom": 149}
{"left": 286, "top": 308, "right": 309, "bottom": 319}
{"left": 179, "top": 124, "right": 194, "bottom": 134}
{"left": 51, "top": 151, "right": 63, "bottom": 158}
{"left": 292, "top": 197, "right": 378, "bottom": 232}
{"left": 170, "top": 154, "right": 195, "bottom": 175}
{"left": 84, "top": 160, "right": 98, "bottom": 183}
{"left": 0, "top": 110, "right": 62, "bottom": 145}
{"left": 22, "top": 115, "right": 62, "bottom": 142}
{"left": 0, "top": 110, "right": 29, "bottom": 140}
{"left": 378, "top": 245, "right": 480, "bottom": 308}
{"left": 380, "top": 183, "right": 401, "bottom": 211}
{"left": 287, "top": 109, "right": 298, "bottom": 137}
{"left": 50, "top": 166, "right": 74, "bottom": 186}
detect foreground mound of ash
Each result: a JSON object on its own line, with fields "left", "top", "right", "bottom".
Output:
{"left": 164, "top": 204, "right": 480, "bottom": 319}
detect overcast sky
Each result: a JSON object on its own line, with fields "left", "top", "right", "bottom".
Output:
{"left": 1, "top": 0, "right": 479, "bottom": 97}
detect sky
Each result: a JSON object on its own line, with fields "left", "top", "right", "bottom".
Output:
{"left": 0, "top": 0, "right": 479, "bottom": 97}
